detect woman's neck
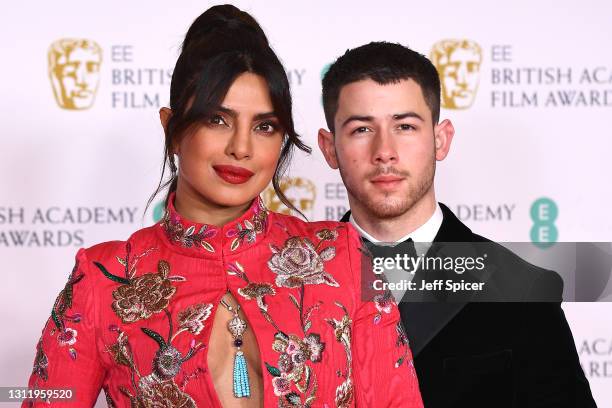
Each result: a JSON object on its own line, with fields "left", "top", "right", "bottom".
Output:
{"left": 173, "top": 183, "right": 252, "bottom": 227}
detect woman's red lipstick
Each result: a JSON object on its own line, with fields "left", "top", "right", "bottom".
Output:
{"left": 212, "top": 165, "right": 254, "bottom": 184}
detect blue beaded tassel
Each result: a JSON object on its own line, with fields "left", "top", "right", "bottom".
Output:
{"left": 233, "top": 350, "right": 251, "bottom": 397}
{"left": 221, "top": 295, "right": 251, "bottom": 398}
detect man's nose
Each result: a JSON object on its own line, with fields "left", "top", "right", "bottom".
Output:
{"left": 372, "top": 129, "right": 398, "bottom": 164}
{"left": 225, "top": 124, "right": 252, "bottom": 160}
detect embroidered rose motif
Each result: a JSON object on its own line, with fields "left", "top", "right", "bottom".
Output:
{"left": 268, "top": 237, "right": 338, "bottom": 288}
{"left": 111, "top": 321, "right": 203, "bottom": 407}
{"left": 277, "top": 353, "right": 294, "bottom": 374}
{"left": 132, "top": 379, "right": 196, "bottom": 408}
{"left": 177, "top": 303, "right": 213, "bottom": 335}
{"left": 153, "top": 346, "right": 183, "bottom": 379}
{"left": 273, "top": 333, "right": 325, "bottom": 367}
{"left": 303, "top": 333, "right": 325, "bottom": 363}
{"left": 111, "top": 261, "right": 177, "bottom": 323}
{"left": 272, "top": 375, "right": 292, "bottom": 396}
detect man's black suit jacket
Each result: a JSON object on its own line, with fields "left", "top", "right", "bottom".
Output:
{"left": 341, "top": 203, "right": 596, "bottom": 407}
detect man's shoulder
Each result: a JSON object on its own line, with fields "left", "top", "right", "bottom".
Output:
{"left": 468, "top": 232, "right": 563, "bottom": 301}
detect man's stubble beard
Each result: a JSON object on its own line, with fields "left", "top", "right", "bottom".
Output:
{"left": 338, "top": 154, "right": 436, "bottom": 220}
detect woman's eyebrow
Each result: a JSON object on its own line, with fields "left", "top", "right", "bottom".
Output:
{"left": 217, "top": 106, "right": 276, "bottom": 121}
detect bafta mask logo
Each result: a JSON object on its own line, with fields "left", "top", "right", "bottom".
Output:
{"left": 263, "top": 177, "right": 316, "bottom": 220}
{"left": 48, "top": 38, "right": 102, "bottom": 110}
{"left": 431, "top": 39, "right": 482, "bottom": 109}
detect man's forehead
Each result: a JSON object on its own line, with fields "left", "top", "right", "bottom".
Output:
{"left": 336, "top": 78, "right": 428, "bottom": 117}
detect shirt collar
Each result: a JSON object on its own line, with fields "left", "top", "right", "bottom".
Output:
{"left": 349, "top": 203, "right": 443, "bottom": 252}
{"left": 159, "top": 192, "right": 269, "bottom": 255}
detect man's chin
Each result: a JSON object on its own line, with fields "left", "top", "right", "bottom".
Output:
{"left": 362, "top": 197, "right": 413, "bottom": 219}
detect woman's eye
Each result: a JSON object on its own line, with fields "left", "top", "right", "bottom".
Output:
{"left": 256, "top": 122, "right": 277, "bottom": 133}
{"left": 209, "top": 115, "right": 227, "bottom": 126}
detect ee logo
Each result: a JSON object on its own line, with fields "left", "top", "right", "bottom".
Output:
{"left": 530, "top": 198, "right": 558, "bottom": 248}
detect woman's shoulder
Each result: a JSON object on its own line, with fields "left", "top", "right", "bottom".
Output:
{"left": 268, "top": 211, "right": 362, "bottom": 247}
{"left": 79, "top": 224, "right": 161, "bottom": 264}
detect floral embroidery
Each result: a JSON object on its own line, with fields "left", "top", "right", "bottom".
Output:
{"left": 394, "top": 321, "right": 415, "bottom": 372}
{"left": 107, "top": 303, "right": 205, "bottom": 407}
{"left": 228, "top": 261, "right": 276, "bottom": 311}
{"left": 128, "top": 378, "right": 196, "bottom": 408}
{"left": 96, "top": 251, "right": 185, "bottom": 323}
{"left": 373, "top": 291, "right": 394, "bottom": 324}
{"left": 99, "top": 244, "right": 208, "bottom": 406}
{"left": 49, "top": 262, "right": 84, "bottom": 358}
{"left": 268, "top": 229, "right": 340, "bottom": 288}
{"left": 162, "top": 211, "right": 217, "bottom": 252}
{"left": 32, "top": 338, "right": 49, "bottom": 381}
{"left": 229, "top": 260, "right": 325, "bottom": 407}
{"left": 326, "top": 302, "right": 354, "bottom": 408}
{"left": 177, "top": 303, "right": 213, "bottom": 335}
{"left": 226, "top": 198, "right": 268, "bottom": 251}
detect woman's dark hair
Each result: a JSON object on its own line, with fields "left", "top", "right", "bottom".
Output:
{"left": 146, "top": 4, "right": 311, "bottom": 218}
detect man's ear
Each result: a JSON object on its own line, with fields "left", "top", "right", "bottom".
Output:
{"left": 433, "top": 119, "right": 455, "bottom": 161}
{"left": 159, "top": 107, "right": 178, "bottom": 154}
{"left": 318, "top": 128, "right": 339, "bottom": 169}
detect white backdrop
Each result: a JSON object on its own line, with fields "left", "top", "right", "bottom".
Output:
{"left": 1, "top": 0, "right": 611, "bottom": 406}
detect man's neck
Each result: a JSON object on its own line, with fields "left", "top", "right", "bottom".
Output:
{"left": 349, "top": 193, "right": 437, "bottom": 242}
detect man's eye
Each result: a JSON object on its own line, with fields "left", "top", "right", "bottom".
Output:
{"left": 399, "top": 124, "right": 415, "bottom": 131}
{"left": 352, "top": 126, "right": 370, "bottom": 134}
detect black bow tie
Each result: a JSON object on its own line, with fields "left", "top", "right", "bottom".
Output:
{"left": 362, "top": 236, "right": 418, "bottom": 261}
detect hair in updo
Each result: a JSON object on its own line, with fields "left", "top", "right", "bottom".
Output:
{"left": 147, "top": 4, "right": 311, "bottom": 216}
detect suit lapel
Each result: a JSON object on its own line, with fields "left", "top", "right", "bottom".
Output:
{"left": 339, "top": 210, "right": 351, "bottom": 223}
{"left": 340, "top": 204, "right": 478, "bottom": 357}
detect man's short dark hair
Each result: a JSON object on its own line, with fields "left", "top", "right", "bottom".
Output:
{"left": 322, "top": 41, "right": 441, "bottom": 132}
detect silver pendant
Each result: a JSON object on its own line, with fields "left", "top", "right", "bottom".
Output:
{"left": 228, "top": 315, "right": 247, "bottom": 338}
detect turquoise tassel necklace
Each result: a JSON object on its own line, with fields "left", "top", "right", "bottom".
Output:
{"left": 220, "top": 296, "right": 251, "bottom": 398}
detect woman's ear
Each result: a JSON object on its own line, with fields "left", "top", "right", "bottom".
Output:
{"left": 159, "top": 107, "right": 172, "bottom": 133}
{"left": 159, "top": 107, "right": 178, "bottom": 154}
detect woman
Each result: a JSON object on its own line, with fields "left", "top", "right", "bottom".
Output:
{"left": 24, "top": 5, "right": 422, "bottom": 407}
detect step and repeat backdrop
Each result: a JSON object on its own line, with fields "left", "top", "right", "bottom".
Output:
{"left": 1, "top": 0, "right": 611, "bottom": 406}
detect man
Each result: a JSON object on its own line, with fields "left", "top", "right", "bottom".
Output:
{"left": 318, "top": 42, "right": 595, "bottom": 407}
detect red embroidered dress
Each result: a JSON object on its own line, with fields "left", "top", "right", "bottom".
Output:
{"left": 24, "top": 195, "right": 423, "bottom": 407}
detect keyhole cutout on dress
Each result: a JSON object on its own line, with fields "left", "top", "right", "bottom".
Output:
{"left": 207, "top": 291, "right": 264, "bottom": 407}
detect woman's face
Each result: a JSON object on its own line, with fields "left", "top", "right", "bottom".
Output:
{"left": 171, "top": 72, "right": 284, "bottom": 209}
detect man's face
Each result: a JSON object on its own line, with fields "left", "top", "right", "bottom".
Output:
{"left": 326, "top": 79, "right": 437, "bottom": 219}
{"left": 439, "top": 47, "right": 480, "bottom": 109}
{"left": 55, "top": 47, "right": 101, "bottom": 109}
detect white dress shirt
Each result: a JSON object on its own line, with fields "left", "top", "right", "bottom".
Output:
{"left": 349, "top": 203, "right": 444, "bottom": 302}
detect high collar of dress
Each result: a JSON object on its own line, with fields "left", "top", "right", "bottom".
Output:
{"left": 159, "top": 192, "right": 270, "bottom": 255}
